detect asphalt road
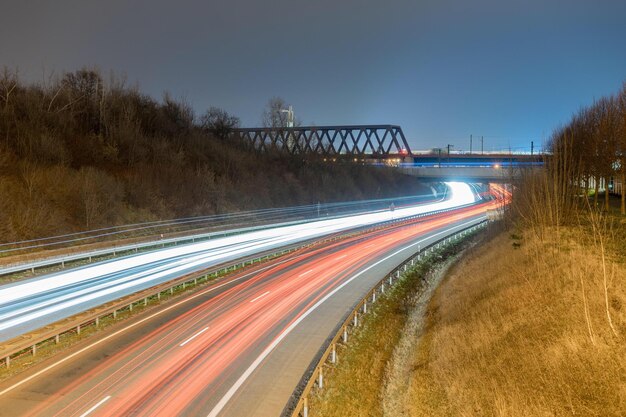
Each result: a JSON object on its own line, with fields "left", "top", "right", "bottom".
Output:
{"left": 0, "top": 202, "right": 492, "bottom": 417}
{"left": 0, "top": 182, "right": 477, "bottom": 343}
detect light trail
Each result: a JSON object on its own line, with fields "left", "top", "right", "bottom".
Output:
{"left": 0, "top": 182, "right": 476, "bottom": 342}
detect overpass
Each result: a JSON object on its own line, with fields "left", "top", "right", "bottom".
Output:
{"left": 391, "top": 153, "right": 545, "bottom": 182}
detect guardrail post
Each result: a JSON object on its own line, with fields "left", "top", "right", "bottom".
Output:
{"left": 331, "top": 344, "right": 337, "bottom": 364}
{"left": 353, "top": 312, "right": 358, "bottom": 327}
{"left": 5, "top": 356, "right": 9, "bottom": 368}
{"left": 396, "top": 270, "right": 400, "bottom": 278}
{"left": 381, "top": 283, "right": 385, "bottom": 293}
{"left": 389, "top": 275, "right": 393, "bottom": 285}
{"left": 113, "top": 310, "right": 117, "bottom": 319}
{"left": 343, "top": 327, "right": 348, "bottom": 343}
{"left": 77, "top": 324, "right": 81, "bottom": 335}
{"left": 61, "top": 260, "right": 65, "bottom": 268}
{"left": 157, "top": 292, "right": 161, "bottom": 300}
{"left": 144, "top": 298, "right": 148, "bottom": 306}
{"left": 363, "top": 302, "right": 367, "bottom": 314}
{"left": 318, "top": 368, "right": 323, "bottom": 389}
{"left": 95, "top": 317, "right": 99, "bottom": 327}
{"left": 170, "top": 287, "right": 174, "bottom": 295}
{"left": 32, "top": 344, "right": 36, "bottom": 356}
{"left": 129, "top": 303, "right": 133, "bottom": 312}
{"left": 303, "top": 397, "right": 309, "bottom": 417}
{"left": 372, "top": 291, "right": 376, "bottom": 303}
{"left": 55, "top": 334, "right": 59, "bottom": 344}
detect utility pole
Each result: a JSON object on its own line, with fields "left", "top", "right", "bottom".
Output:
{"left": 447, "top": 144, "right": 454, "bottom": 163}
{"left": 531, "top": 140, "right": 534, "bottom": 156}
{"left": 470, "top": 134, "right": 473, "bottom": 154}
{"left": 481, "top": 136, "right": 484, "bottom": 155}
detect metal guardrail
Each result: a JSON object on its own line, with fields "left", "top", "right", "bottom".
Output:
{"left": 0, "top": 197, "right": 462, "bottom": 278}
{"left": 284, "top": 219, "right": 490, "bottom": 417}
{"left": 0, "top": 218, "right": 309, "bottom": 276}
{"left": 0, "top": 206, "right": 478, "bottom": 369}
{"left": 0, "top": 194, "right": 440, "bottom": 255}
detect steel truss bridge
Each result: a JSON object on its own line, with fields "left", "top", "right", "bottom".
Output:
{"left": 231, "top": 125, "right": 412, "bottom": 156}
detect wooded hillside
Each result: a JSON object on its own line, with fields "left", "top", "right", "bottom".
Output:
{"left": 0, "top": 68, "right": 427, "bottom": 243}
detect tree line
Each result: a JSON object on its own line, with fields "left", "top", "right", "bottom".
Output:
{"left": 509, "top": 81, "right": 626, "bottom": 240}
{"left": 0, "top": 68, "right": 428, "bottom": 243}
{"left": 550, "top": 82, "right": 626, "bottom": 214}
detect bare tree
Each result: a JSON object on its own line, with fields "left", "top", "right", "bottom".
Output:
{"left": 199, "top": 107, "right": 240, "bottom": 139}
{"left": 262, "top": 97, "right": 290, "bottom": 128}
{"left": 618, "top": 83, "right": 626, "bottom": 215}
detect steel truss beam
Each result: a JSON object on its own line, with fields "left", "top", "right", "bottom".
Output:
{"left": 232, "top": 125, "right": 411, "bottom": 156}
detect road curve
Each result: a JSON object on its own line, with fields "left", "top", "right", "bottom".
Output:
{"left": 0, "top": 182, "right": 476, "bottom": 343}
{"left": 0, "top": 202, "right": 493, "bottom": 417}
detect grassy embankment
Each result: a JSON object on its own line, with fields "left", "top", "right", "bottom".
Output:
{"left": 309, "top": 205, "right": 626, "bottom": 417}
{"left": 308, "top": 235, "right": 480, "bottom": 416}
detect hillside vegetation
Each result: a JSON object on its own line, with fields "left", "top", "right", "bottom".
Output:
{"left": 0, "top": 68, "right": 427, "bottom": 243}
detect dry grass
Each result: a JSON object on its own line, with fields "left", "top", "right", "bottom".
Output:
{"left": 408, "top": 227, "right": 626, "bottom": 417}
{"left": 308, "top": 239, "right": 474, "bottom": 417}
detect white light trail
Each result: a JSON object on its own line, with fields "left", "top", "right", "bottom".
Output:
{"left": 0, "top": 182, "right": 475, "bottom": 337}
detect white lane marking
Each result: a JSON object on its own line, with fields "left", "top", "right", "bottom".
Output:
{"left": 298, "top": 269, "right": 313, "bottom": 277}
{"left": 206, "top": 216, "right": 486, "bottom": 417}
{"left": 79, "top": 395, "right": 111, "bottom": 417}
{"left": 249, "top": 291, "right": 270, "bottom": 303}
{"left": 179, "top": 327, "right": 209, "bottom": 347}
{"left": 335, "top": 254, "right": 347, "bottom": 260}
{"left": 0, "top": 251, "right": 312, "bottom": 398}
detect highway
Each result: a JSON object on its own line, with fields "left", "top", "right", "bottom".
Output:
{"left": 0, "top": 200, "right": 494, "bottom": 417}
{"left": 0, "top": 182, "right": 476, "bottom": 343}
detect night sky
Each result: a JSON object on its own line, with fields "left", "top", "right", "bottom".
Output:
{"left": 1, "top": 0, "right": 625, "bottom": 151}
